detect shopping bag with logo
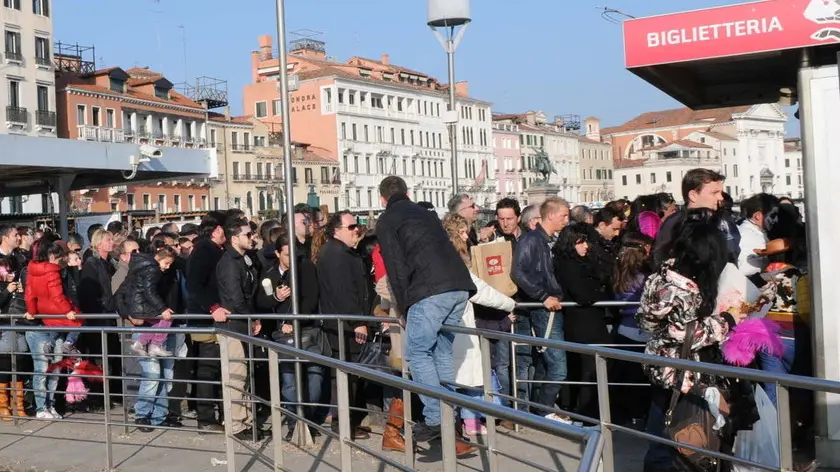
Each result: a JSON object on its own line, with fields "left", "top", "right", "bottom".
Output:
{"left": 470, "top": 239, "right": 517, "bottom": 297}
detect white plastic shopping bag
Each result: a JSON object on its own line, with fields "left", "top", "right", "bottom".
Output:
{"left": 733, "top": 385, "right": 780, "bottom": 472}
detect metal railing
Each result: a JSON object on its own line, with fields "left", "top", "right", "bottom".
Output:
{"left": 0, "top": 313, "right": 603, "bottom": 472}
{"left": 6, "top": 106, "right": 28, "bottom": 124}
{"left": 0, "top": 305, "right": 824, "bottom": 472}
{"left": 35, "top": 109, "right": 56, "bottom": 127}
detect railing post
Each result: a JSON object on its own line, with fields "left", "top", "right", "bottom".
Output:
{"left": 100, "top": 330, "right": 114, "bottom": 471}
{"left": 9, "top": 316, "right": 18, "bottom": 426}
{"left": 268, "top": 350, "right": 284, "bottom": 471}
{"left": 219, "top": 334, "right": 237, "bottom": 472}
{"left": 247, "top": 317, "right": 259, "bottom": 442}
{"left": 594, "top": 353, "right": 613, "bottom": 472}
{"left": 440, "top": 400, "right": 458, "bottom": 472}
{"left": 776, "top": 383, "right": 794, "bottom": 471}
{"left": 480, "top": 335, "right": 499, "bottom": 472}
{"left": 336, "top": 367, "right": 353, "bottom": 472}
{"left": 292, "top": 317, "right": 312, "bottom": 447}
{"left": 118, "top": 318, "right": 130, "bottom": 436}
{"left": 509, "top": 324, "right": 521, "bottom": 433}
{"left": 400, "top": 321, "right": 414, "bottom": 467}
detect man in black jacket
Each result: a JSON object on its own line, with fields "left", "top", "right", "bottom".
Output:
{"left": 184, "top": 212, "right": 229, "bottom": 433}
{"left": 511, "top": 197, "right": 570, "bottom": 420}
{"left": 377, "top": 176, "right": 476, "bottom": 442}
{"left": 215, "top": 217, "right": 261, "bottom": 440}
{"left": 317, "top": 210, "right": 371, "bottom": 440}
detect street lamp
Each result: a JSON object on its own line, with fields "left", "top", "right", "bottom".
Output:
{"left": 427, "top": 0, "right": 470, "bottom": 198}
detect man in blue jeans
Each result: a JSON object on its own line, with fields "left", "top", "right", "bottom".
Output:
{"left": 511, "top": 197, "right": 570, "bottom": 422}
{"left": 376, "top": 176, "right": 476, "bottom": 444}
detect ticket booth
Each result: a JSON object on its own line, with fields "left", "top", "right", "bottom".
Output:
{"left": 622, "top": 0, "right": 840, "bottom": 466}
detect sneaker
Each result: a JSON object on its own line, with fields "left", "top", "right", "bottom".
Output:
{"left": 181, "top": 409, "right": 198, "bottom": 420}
{"left": 147, "top": 344, "right": 172, "bottom": 357}
{"left": 198, "top": 422, "right": 225, "bottom": 435}
{"left": 130, "top": 341, "right": 147, "bottom": 356}
{"left": 35, "top": 410, "right": 55, "bottom": 420}
{"left": 544, "top": 413, "right": 573, "bottom": 424}
{"left": 233, "top": 428, "right": 264, "bottom": 442}
{"left": 61, "top": 342, "right": 81, "bottom": 357}
{"left": 463, "top": 419, "right": 487, "bottom": 436}
{"left": 412, "top": 423, "right": 442, "bottom": 443}
{"left": 135, "top": 418, "right": 153, "bottom": 433}
{"left": 48, "top": 407, "right": 62, "bottom": 419}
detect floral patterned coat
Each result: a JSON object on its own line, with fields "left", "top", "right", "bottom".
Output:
{"left": 636, "top": 260, "right": 735, "bottom": 393}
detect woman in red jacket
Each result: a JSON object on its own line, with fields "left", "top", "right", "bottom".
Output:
{"left": 24, "top": 240, "right": 80, "bottom": 420}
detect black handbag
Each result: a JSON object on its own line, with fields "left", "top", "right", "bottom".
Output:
{"left": 665, "top": 321, "right": 723, "bottom": 472}
{"left": 272, "top": 323, "right": 330, "bottom": 358}
{"left": 355, "top": 333, "right": 390, "bottom": 369}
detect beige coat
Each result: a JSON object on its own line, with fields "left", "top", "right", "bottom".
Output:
{"left": 374, "top": 276, "right": 403, "bottom": 371}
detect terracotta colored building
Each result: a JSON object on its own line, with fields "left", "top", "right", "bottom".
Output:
{"left": 55, "top": 64, "right": 211, "bottom": 214}
{"left": 242, "top": 35, "right": 495, "bottom": 211}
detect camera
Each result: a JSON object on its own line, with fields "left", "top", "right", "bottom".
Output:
{"left": 139, "top": 144, "right": 163, "bottom": 159}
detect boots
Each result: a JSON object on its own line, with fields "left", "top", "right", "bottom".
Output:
{"left": 0, "top": 383, "right": 10, "bottom": 421}
{"left": 382, "top": 399, "right": 406, "bottom": 452}
{"left": 12, "top": 382, "right": 27, "bottom": 417}
{"left": 454, "top": 419, "right": 478, "bottom": 456}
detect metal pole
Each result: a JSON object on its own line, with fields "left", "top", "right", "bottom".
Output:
{"left": 594, "top": 354, "right": 614, "bottom": 472}
{"left": 447, "top": 34, "right": 459, "bottom": 197}
{"left": 268, "top": 350, "right": 284, "bottom": 470}
{"left": 219, "top": 335, "right": 237, "bottom": 472}
{"left": 274, "top": 0, "right": 308, "bottom": 448}
{"left": 480, "top": 335, "right": 499, "bottom": 472}
{"left": 776, "top": 384, "right": 794, "bottom": 471}
{"left": 440, "top": 400, "right": 458, "bottom": 472}
{"left": 336, "top": 368, "right": 353, "bottom": 472}
{"left": 101, "top": 331, "right": 113, "bottom": 471}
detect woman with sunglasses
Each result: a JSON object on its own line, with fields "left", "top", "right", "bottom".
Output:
{"left": 552, "top": 222, "right": 612, "bottom": 420}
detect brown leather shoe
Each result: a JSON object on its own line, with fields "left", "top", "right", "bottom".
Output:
{"left": 455, "top": 438, "right": 478, "bottom": 456}
{"left": 498, "top": 420, "right": 516, "bottom": 431}
{"left": 381, "top": 399, "right": 406, "bottom": 452}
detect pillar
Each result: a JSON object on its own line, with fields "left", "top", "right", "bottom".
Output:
{"left": 54, "top": 174, "right": 76, "bottom": 240}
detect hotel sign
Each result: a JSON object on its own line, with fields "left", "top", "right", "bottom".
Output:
{"left": 624, "top": 0, "right": 840, "bottom": 68}
{"left": 290, "top": 93, "right": 318, "bottom": 113}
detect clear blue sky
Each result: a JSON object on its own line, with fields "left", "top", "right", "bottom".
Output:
{"left": 54, "top": 0, "right": 796, "bottom": 133}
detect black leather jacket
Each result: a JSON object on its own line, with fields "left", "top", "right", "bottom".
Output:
{"left": 124, "top": 253, "right": 167, "bottom": 319}
{"left": 511, "top": 224, "right": 563, "bottom": 305}
{"left": 216, "top": 245, "right": 257, "bottom": 334}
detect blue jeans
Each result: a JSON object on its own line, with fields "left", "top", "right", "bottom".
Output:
{"left": 134, "top": 333, "right": 174, "bottom": 425}
{"left": 281, "top": 362, "right": 328, "bottom": 424}
{"left": 758, "top": 337, "right": 796, "bottom": 406}
{"left": 26, "top": 331, "right": 60, "bottom": 412}
{"left": 405, "top": 290, "right": 469, "bottom": 427}
{"left": 492, "top": 338, "right": 512, "bottom": 407}
{"left": 514, "top": 308, "right": 566, "bottom": 415}
{"left": 644, "top": 389, "right": 675, "bottom": 470}
{"left": 461, "top": 371, "right": 503, "bottom": 420}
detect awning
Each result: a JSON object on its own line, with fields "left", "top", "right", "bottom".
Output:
{"left": 0, "top": 134, "right": 217, "bottom": 197}
{"left": 623, "top": 0, "right": 840, "bottom": 109}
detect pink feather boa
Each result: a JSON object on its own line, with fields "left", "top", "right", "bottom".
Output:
{"left": 722, "top": 318, "right": 785, "bottom": 367}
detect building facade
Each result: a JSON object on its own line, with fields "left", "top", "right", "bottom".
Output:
{"left": 492, "top": 122, "right": 522, "bottom": 199}
{"left": 241, "top": 35, "right": 495, "bottom": 212}
{"left": 603, "top": 104, "right": 797, "bottom": 203}
{"left": 578, "top": 117, "right": 614, "bottom": 204}
{"left": 0, "top": 0, "right": 57, "bottom": 214}
{"left": 55, "top": 64, "right": 211, "bottom": 214}
{"left": 783, "top": 137, "right": 804, "bottom": 199}
{"left": 492, "top": 111, "right": 581, "bottom": 203}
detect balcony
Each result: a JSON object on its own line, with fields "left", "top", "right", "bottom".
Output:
{"left": 232, "top": 174, "right": 271, "bottom": 183}
{"left": 35, "top": 56, "right": 51, "bottom": 67}
{"left": 6, "top": 106, "right": 28, "bottom": 126}
{"left": 231, "top": 144, "right": 252, "bottom": 153}
{"left": 109, "top": 185, "right": 127, "bottom": 196}
{"left": 77, "top": 125, "right": 126, "bottom": 143}
{"left": 35, "top": 110, "right": 56, "bottom": 127}
{"left": 4, "top": 50, "right": 22, "bottom": 63}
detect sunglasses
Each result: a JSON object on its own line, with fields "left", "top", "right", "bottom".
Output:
{"left": 343, "top": 224, "right": 360, "bottom": 231}
{"left": 240, "top": 232, "right": 254, "bottom": 238}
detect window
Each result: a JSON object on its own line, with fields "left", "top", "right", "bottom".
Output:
{"left": 410, "top": 130, "right": 415, "bottom": 145}
{"left": 5, "top": 30, "right": 22, "bottom": 61}
{"left": 256, "top": 162, "right": 264, "bottom": 179}
{"left": 650, "top": 173, "right": 656, "bottom": 184}
{"left": 351, "top": 124, "right": 357, "bottom": 140}
{"left": 154, "top": 86, "right": 169, "bottom": 100}
{"left": 110, "top": 77, "right": 125, "bottom": 93}
{"left": 364, "top": 125, "right": 369, "bottom": 142}
{"left": 32, "top": 0, "right": 48, "bottom": 16}
{"left": 253, "top": 135, "right": 265, "bottom": 147}
{"left": 733, "top": 164, "right": 739, "bottom": 177}
{"left": 210, "top": 129, "right": 217, "bottom": 146}
{"left": 786, "top": 175, "right": 792, "bottom": 185}
{"left": 341, "top": 122, "right": 346, "bottom": 139}
{"left": 201, "top": 195, "right": 208, "bottom": 210}
{"left": 354, "top": 155, "right": 359, "bottom": 173}
{"left": 173, "top": 194, "right": 181, "bottom": 212}
{"left": 305, "top": 168, "right": 313, "bottom": 184}
{"left": 255, "top": 101, "right": 267, "bottom": 118}
{"left": 635, "top": 174, "right": 641, "bottom": 184}
{"left": 320, "top": 166, "right": 329, "bottom": 183}
{"left": 76, "top": 105, "right": 85, "bottom": 125}
{"left": 371, "top": 95, "right": 383, "bottom": 109}
{"left": 36, "top": 85, "right": 48, "bottom": 111}
{"left": 188, "top": 195, "right": 195, "bottom": 211}
{"left": 4, "top": 0, "right": 19, "bottom": 10}
{"left": 365, "top": 155, "right": 371, "bottom": 174}
{"left": 126, "top": 194, "right": 135, "bottom": 210}
{"left": 785, "top": 158, "right": 790, "bottom": 168}
{"left": 272, "top": 99, "right": 281, "bottom": 115}
{"left": 6, "top": 79, "right": 20, "bottom": 109}
{"left": 400, "top": 129, "right": 405, "bottom": 145}
{"left": 142, "top": 194, "right": 151, "bottom": 210}
{"left": 35, "top": 37, "right": 49, "bottom": 66}
{"left": 213, "top": 197, "right": 220, "bottom": 211}
{"left": 244, "top": 162, "right": 252, "bottom": 178}
{"left": 666, "top": 171, "right": 672, "bottom": 182}
{"left": 232, "top": 162, "right": 240, "bottom": 179}
{"left": 91, "top": 107, "right": 101, "bottom": 126}
{"left": 390, "top": 128, "right": 395, "bottom": 144}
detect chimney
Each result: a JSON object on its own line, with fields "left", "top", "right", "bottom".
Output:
{"left": 258, "top": 35, "right": 273, "bottom": 60}
{"left": 381, "top": 53, "right": 390, "bottom": 65}
{"left": 584, "top": 117, "right": 601, "bottom": 141}
{"left": 225, "top": 106, "right": 231, "bottom": 121}
{"left": 454, "top": 81, "right": 469, "bottom": 97}
{"left": 250, "top": 51, "right": 260, "bottom": 83}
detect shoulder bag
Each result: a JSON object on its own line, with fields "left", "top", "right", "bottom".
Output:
{"left": 665, "top": 320, "right": 724, "bottom": 472}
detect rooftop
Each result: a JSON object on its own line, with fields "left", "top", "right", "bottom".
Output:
{"left": 601, "top": 106, "right": 750, "bottom": 135}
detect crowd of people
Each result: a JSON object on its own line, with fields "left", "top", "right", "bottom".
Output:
{"left": 0, "top": 168, "right": 816, "bottom": 470}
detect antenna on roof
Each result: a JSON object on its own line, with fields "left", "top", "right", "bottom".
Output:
{"left": 178, "top": 24, "right": 187, "bottom": 83}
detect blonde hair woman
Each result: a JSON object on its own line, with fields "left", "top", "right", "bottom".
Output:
{"left": 441, "top": 213, "right": 515, "bottom": 436}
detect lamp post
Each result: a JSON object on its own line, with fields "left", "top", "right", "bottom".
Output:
{"left": 427, "top": 0, "right": 471, "bottom": 198}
